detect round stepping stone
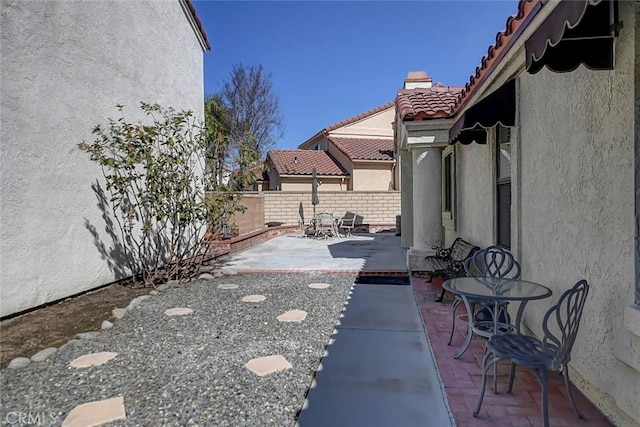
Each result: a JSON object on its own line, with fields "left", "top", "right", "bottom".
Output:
{"left": 244, "top": 355, "right": 292, "bottom": 376}
{"left": 62, "top": 396, "right": 126, "bottom": 427}
{"left": 308, "top": 282, "right": 330, "bottom": 289}
{"left": 70, "top": 352, "right": 119, "bottom": 368}
{"left": 242, "top": 295, "right": 266, "bottom": 302}
{"left": 218, "top": 283, "right": 238, "bottom": 289}
{"left": 164, "top": 307, "right": 193, "bottom": 316}
{"left": 277, "top": 310, "right": 307, "bottom": 322}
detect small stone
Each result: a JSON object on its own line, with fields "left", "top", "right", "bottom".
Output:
{"left": 199, "top": 273, "right": 215, "bottom": 280}
{"left": 156, "top": 284, "right": 169, "bottom": 292}
{"left": 62, "top": 396, "right": 126, "bottom": 426}
{"left": 75, "top": 331, "right": 100, "bottom": 340}
{"left": 126, "top": 295, "right": 151, "bottom": 310}
{"left": 70, "top": 352, "right": 118, "bottom": 368}
{"left": 31, "top": 347, "right": 57, "bottom": 362}
{"left": 59, "top": 340, "right": 80, "bottom": 352}
{"left": 218, "top": 283, "right": 238, "bottom": 290}
{"left": 167, "top": 280, "right": 180, "bottom": 287}
{"left": 242, "top": 295, "right": 266, "bottom": 303}
{"left": 149, "top": 290, "right": 159, "bottom": 295}
{"left": 164, "top": 307, "right": 193, "bottom": 316}
{"left": 214, "top": 272, "right": 224, "bottom": 278}
{"left": 8, "top": 357, "right": 31, "bottom": 369}
{"left": 244, "top": 355, "right": 292, "bottom": 376}
{"left": 112, "top": 308, "right": 127, "bottom": 320}
{"left": 277, "top": 310, "right": 307, "bottom": 322}
{"left": 308, "top": 282, "right": 331, "bottom": 289}
{"left": 101, "top": 320, "right": 114, "bottom": 330}
{"left": 223, "top": 270, "right": 238, "bottom": 276}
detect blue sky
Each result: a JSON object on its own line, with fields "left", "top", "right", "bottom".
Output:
{"left": 193, "top": 1, "right": 519, "bottom": 150}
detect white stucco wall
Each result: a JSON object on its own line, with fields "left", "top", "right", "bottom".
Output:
{"left": 517, "top": 2, "right": 638, "bottom": 424}
{"left": 0, "top": 0, "right": 206, "bottom": 317}
{"left": 331, "top": 108, "right": 395, "bottom": 138}
{"left": 352, "top": 163, "right": 393, "bottom": 191}
{"left": 454, "top": 139, "right": 495, "bottom": 247}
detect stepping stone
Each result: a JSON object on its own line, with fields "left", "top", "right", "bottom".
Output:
{"left": 70, "top": 352, "right": 118, "bottom": 368}
{"left": 31, "top": 347, "right": 57, "bottom": 362}
{"left": 308, "top": 282, "right": 330, "bottom": 289}
{"left": 277, "top": 310, "right": 307, "bottom": 322}
{"left": 164, "top": 307, "right": 193, "bottom": 316}
{"left": 242, "top": 295, "right": 266, "bottom": 303}
{"left": 218, "top": 283, "right": 238, "bottom": 289}
{"left": 199, "top": 273, "right": 215, "bottom": 280}
{"left": 7, "top": 357, "right": 31, "bottom": 369}
{"left": 62, "top": 396, "right": 126, "bottom": 427}
{"left": 244, "top": 355, "right": 292, "bottom": 376}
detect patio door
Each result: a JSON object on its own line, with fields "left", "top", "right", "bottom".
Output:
{"left": 496, "top": 126, "right": 511, "bottom": 249}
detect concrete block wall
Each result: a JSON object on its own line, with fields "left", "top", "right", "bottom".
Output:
{"left": 261, "top": 191, "right": 401, "bottom": 227}
{"left": 231, "top": 193, "right": 264, "bottom": 235}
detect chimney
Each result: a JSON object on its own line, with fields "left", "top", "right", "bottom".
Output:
{"left": 403, "top": 71, "right": 433, "bottom": 89}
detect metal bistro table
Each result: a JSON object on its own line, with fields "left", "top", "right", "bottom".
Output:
{"left": 443, "top": 277, "right": 552, "bottom": 359}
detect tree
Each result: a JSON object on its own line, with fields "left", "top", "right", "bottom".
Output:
{"left": 220, "top": 63, "right": 284, "bottom": 158}
{"left": 203, "top": 94, "right": 231, "bottom": 189}
{"left": 78, "top": 102, "right": 247, "bottom": 287}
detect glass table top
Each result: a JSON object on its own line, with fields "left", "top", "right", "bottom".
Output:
{"left": 443, "top": 277, "right": 552, "bottom": 301}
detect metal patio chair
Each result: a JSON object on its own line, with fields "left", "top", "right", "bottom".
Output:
{"left": 337, "top": 211, "right": 357, "bottom": 237}
{"left": 473, "top": 279, "right": 590, "bottom": 427}
{"left": 448, "top": 246, "right": 521, "bottom": 345}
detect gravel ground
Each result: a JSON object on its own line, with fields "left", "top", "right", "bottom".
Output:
{"left": 0, "top": 273, "right": 356, "bottom": 426}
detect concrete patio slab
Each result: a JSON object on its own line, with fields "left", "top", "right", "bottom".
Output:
{"left": 213, "top": 233, "right": 407, "bottom": 273}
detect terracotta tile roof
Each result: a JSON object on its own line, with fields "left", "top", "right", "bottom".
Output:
{"left": 267, "top": 150, "right": 349, "bottom": 176}
{"left": 185, "top": 0, "right": 211, "bottom": 50}
{"left": 325, "top": 101, "right": 395, "bottom": 132}
{"left": 452, "top": 0, "right": 541, "bottom": 114}
{"left": 395, "top": 83, "right": 464, "bottom": 121}
{"left": 328, "top": 137, "right": 394, "bottom": 161}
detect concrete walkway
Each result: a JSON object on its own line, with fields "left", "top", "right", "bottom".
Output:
{"left": 213, "top": 233, "right": 453, "bottom": 426}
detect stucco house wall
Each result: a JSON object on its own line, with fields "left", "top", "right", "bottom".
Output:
{"left": 279, "top": 178, "right": 344, "bottom": 192}
{"left": 352, "top": 163, "right": 393, "bottom": 191}
{"left": 517, "top": 4, "right": 638, "bottom": 421}
{"left": 330, "top": 108, "right": 395, "bottom": 138}
{"left": 453, "top": 141, "right": 495, "bottom": 247}
{"left": 448, "top": 2, "right": 639, "bottom": 424}
{"left": 0, "top": 0, "right": 207, "bottom": 317}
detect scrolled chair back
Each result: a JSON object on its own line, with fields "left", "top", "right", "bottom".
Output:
{"left": 542, "top": 279, "right": 590, "bottom": 370}
{"left": 464, "top": 245, "right": 521, "bottom": 279}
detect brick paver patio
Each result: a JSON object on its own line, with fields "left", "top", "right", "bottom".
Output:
{"left": 412, "top": 276, "right": 613, "bottom": 427}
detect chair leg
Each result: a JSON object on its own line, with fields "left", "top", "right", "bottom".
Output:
{"left": 448, "top": 298, "right": 462, "bottom": 345}
{"left": 507, "top": 361, "right": 517, "bottom": 393}
{"left": 539, "top": 369, "right": 550, "bottom": 427}
{"left": 473, "top": 350, "right": 500, "bottom": 417}
{"left": 562, "top": 363, "right": 584, "bottom": 419}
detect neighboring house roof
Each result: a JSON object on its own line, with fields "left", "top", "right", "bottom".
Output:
{"left": 328, "top": 137, "right": 394, "bottom": 162}
{"left": 451, "top": 0, "right": 540, "bottom": 114}
{"left": 298, "top": 101, "right": 394, "bottom": 148}
{"left": 267, "top": 150, "right": 349, "bottom": 176}
{"left": 395, "top": 83, "right": 463, "bottom": 121}
{"left": 185, "top": 0, "right": 212, "bottom": 51}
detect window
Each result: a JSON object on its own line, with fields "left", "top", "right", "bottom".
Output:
{"left": 496, "top": 125, "right": 511, "bottom": 248}
{"left": 442, "top": 145, "right": 455, "bottom": 229}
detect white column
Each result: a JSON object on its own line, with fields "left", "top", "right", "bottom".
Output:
{"left": 407, "top": 144, "right": 444, "bottom": 271}
{"left": 399, "top": 148, "right": 413, "bottom": 249}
